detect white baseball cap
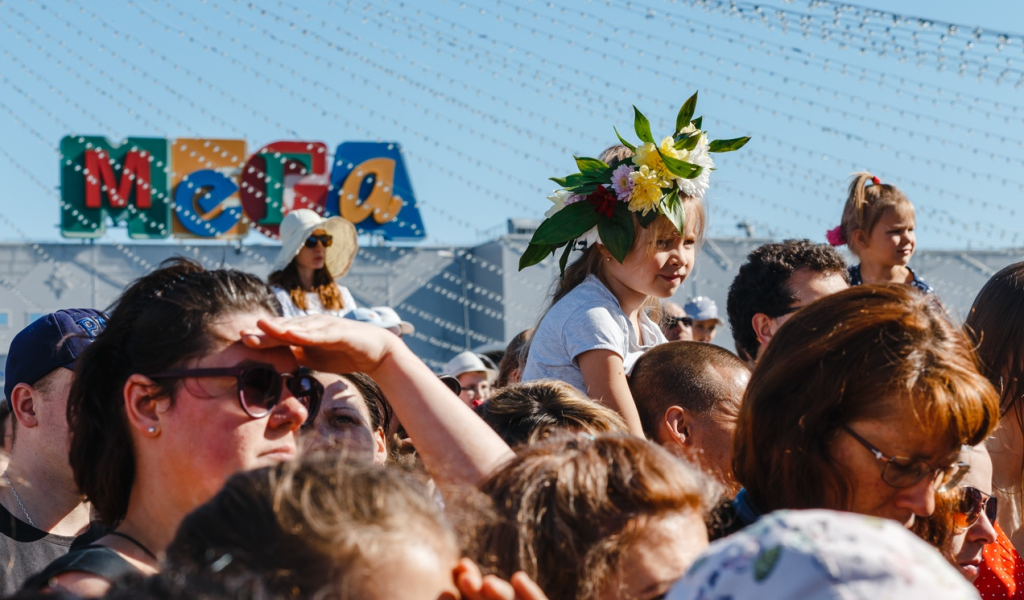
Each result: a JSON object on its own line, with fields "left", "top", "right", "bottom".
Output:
{"left": 443, "top": 351, "right": 496, "bottom": 378}
{"left": 371, "top": 306, "right": 415, "bottom": 336}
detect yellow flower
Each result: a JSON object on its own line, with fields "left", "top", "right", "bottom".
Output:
{"left": 627, "top": 165, "right": 665, "bottom": 215}
{"left": 633, "top": 137, "right": 687, "bottom": 185}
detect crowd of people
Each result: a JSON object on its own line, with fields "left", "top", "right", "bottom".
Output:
{"left": 1, "top": 104, "right": 1022, "bottom": 600}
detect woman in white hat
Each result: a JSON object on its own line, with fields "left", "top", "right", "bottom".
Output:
{"left": 268, "top": 209, "right": 359, "bottom": 318}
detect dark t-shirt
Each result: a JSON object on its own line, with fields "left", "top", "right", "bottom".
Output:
{"left": 0, "top": 502, "right": 95, "bottom": 596}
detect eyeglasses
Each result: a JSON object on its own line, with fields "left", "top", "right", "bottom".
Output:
{"left": 841, "top": 424, "right": 969, "bottom": 493}
{"left": 304, "top": 234, "right": 333, "bottom": 249}
{"left": 954, "top": 486, "right": 998, "bottom": 530}
{"left": 148, "top": 365, "right": 323, "bottom": 426}
{"left": 664, "top": 316, "right": 693, "bottom": 328}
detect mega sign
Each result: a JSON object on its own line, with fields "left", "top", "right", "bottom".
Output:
{"left": 59, "top": 136, "right": 425, "bottom": 240}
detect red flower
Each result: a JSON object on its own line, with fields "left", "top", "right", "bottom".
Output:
{"left": 587, "top": 185, "right": 618, "bottom": 218}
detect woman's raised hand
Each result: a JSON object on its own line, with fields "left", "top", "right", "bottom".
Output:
{"left": 244, "top": 315, "right": 402, "bottom": 375}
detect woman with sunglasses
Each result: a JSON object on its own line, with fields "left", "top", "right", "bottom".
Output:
{"left": 724, "top": 285, "right": 999, "bottom": 540}
{"left": 268, "top": 209, "right": 359, "bottom": 318}
{"left": 965, "top": 262, "right": 1024, "bottom": 558}
{"left": 27, "top": 259, "right": 323, "bottom": 596}
{"left": 946, "top": 444, "right": 1001, "bottom": 588}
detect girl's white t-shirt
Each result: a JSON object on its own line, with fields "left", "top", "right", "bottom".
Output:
{"left": 271, "top": 285, "right": 358, "bottom": 318}
{"left": 521, "top": 274, "right": 667, "bottom": 393}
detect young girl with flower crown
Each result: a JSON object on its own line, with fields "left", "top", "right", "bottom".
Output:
{"left": 519, "top": 95, "right": 749, "bottom": 436}
{"left": 826, "top": 173, "right": 933, "bottom": 293}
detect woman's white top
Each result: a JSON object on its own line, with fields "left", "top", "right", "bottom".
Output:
{"left": 272, "top": 285, "right": 358, "bottom": 318}
{"left": 522, "top": 274, "right": 666, "bottom": 392}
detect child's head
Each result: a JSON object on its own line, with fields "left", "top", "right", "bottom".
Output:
{"left": 471, "top": 433, "right": 715, "bottom": 600}
{"left": 839, "top": 172, "right": 916, "bottom": 266}
{"left": 555, "top": 145, "right": 706, "bottom": 306}
{"left": 167, "top": 453, "right": 459, "bottom": 600}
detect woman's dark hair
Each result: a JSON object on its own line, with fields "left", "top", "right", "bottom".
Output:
{"left": 68, "top": 258, "right": 282, "bottom": 525}
{"left": 470, "top": 434, "right": 713, "bottom": 600}
{"left": 964, "top": 261, "right": 1024, "bottom": 413}
{"left": 734, "top": 284, "right": 999, "bottom": 514}
{"left": 268, "top": 261, "right": 344, "bottom": 312}
{"left": 342, "top": 372, "right": 393, "bottom": 434}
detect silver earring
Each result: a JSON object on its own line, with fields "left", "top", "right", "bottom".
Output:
{"left": 147, "top": 426, "right": 157, "bottom": 434}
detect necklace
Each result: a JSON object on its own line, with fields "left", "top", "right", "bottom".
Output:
{"left": 2, "top": 471, "right": 34, "bottom": 527}
{"left": 108, "top": 530, "right": 158, "bottom": 561}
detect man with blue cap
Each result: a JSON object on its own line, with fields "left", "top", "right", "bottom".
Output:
{"left": 683, "top": 296, "right": 723, "bottom": 344}
{"left": 1, "top": 309, "right": 106, "bottom": 594}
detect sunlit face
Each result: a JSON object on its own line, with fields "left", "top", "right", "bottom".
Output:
{"left": 949, "top": 446, "right": 997, "bottom": 583}
{"left": 352, "top": 541, "right": 460, "bottom": 600}
{"left": 829, "top": 405, "right": 960, "bottom": 528}
{"left": 305, "top": 373, "right": 388, "bottom": 465}
{"left": 602, "top": 210, "right": 698, "bottom": 303}
{"left": 154, "top": 311, "right": 309, "bottom": 506}
{"left": 857, "top": 206, "right": 916, "bottom": 268}
{"left": 691, "top": 319, "right": 718, "bottom": 343}
{"left": 595, "top": 511, "right": 709, "bottom": 600}
{"left": 661, "top": 303, "right": 692, "bottom": 342}
{"left": 457, "top": 371, "right": 491, "bottom": 407}
{"left": 294, "top": 227, "right": 328, "bottom": 272}
{"left": 760, "top": 268, "right": 849, "bottom": 354}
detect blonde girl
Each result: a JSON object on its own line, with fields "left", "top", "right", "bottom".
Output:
{"left": 827, "top": 173, "right": 933, "bottom": 293}
{"left": 519, "top": 96, "right": 749, "bottom": 436}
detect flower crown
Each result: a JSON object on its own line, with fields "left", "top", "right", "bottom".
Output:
{"left": 519, "top": 92, "right": 750, "bottom": 274}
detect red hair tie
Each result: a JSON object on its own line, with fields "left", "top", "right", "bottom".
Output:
{"left": 871, "top": 176, "right": 881, "bottom": 185}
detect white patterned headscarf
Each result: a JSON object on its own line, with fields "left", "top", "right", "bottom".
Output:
{"left": 667, "top": 509, "right": 980, "bottom": 600}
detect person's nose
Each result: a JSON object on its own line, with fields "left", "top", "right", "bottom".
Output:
{"left": 967, "top": 506, "right": 998, "bottom": 546}
{"left": 895, "top": 477, "right": 937, "bottom": 518}
{"left": 270, "top": 394, "right": 310, "bottom": 433}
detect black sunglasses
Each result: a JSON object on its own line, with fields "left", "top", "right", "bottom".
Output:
{"left": 955, "top": 486, "right": 998, "bottom": 530}
{"left": 664, "top": 316, "right": 693, "bottom": 328}
{"left": 149, "top": 365, "right": 323, "bottom": 426}
{"left": 304, "top": 234, "right": 333, "bottom": 249}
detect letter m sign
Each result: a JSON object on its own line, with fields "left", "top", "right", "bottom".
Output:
{"left": 60, "top": 136, "right": 171, "bottom": 239}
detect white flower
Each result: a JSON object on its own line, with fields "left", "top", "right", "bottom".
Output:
{"left": 545, "top": 189, "right": 572, "bottom": 217}
{"left": 674, "top": 134, "right": 715, "bottom": 200}
{"left": 581, "top": 225, "right": 601, "bottom": 248}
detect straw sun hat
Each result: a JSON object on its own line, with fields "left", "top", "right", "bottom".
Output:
{"left": 270, "top": 209, "right": 358, "bottom": 277}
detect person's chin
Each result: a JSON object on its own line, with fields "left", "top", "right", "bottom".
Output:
{"left": 958, "top": 561, "right": 982, "bottom": 583}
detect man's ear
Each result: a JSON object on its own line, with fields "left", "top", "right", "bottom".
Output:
{"left": 10, "top": 383, "right": 40, "bottom": 429}
{"left": 123, "top": 374, "right": 171, "bottom": 436}
{"left": 752, "top": 313, "right": 776, "bottom": 348}
{"left": 663, "top": 406, "right": 693, "bottom": 449}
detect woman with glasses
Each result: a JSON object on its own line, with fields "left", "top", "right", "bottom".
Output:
{"left": 965, "top": 262, "right": 1024, "bottom": 558}
{"left": 268, "top": 209, "right": 359, "bottom": 318}
{"left": 723, "top": 284, "right": 999, "bottom": 542}
{"left": 25, "top": 259, "right": 321, "bottom": 595}
{"left": 944, "top": 444, "right": 1002, "bottom": 589}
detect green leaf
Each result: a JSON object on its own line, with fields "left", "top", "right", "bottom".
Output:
{"left": 675, "top": 91, "right": 698, "bottom": 133}
{"left": 598, "top": 203, "right": 636, "bottom": 264}
{"left": 657, "top": 149, "right": 703, "bottom": 180}
{"left": 673, "top": 132, "right": 700, "bottom": 152}
{"left": 660, "top": 189, "right": 686, "bottom": 235}
{"left": 636, "top": 209, "right": 658, "bottom": 228}
{"left": 530, "top": 201, "right": 601, "bottom": 245}
{"left": 613, "top": 127, "right": 636, "bottom": 152}
{"left": 633, "top": 106, "right": 655, "bottom": 144}
{"left": 575, "top": 156, "right": 610, "bottom": 175}
{"left": 558, "top": 240, "right": 573, "bottom": 279}
{"left": 753, "top": 546, "right": 782, "bottom": 582}
{"left": 692, "top": 116, "right": 703, "bottom": 130}
{"left": 709, "top": 136, "right": 751, "bottom": 153}
{"left": 519, "top": 242, "right": 553, "bottom": 271}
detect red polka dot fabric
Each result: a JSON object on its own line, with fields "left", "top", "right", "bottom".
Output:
{"left": 976, "top": 522, "right": 1024, "bottom": 599}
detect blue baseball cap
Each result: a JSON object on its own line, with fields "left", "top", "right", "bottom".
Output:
{"left": 683, "top": 296, "right": 722, "bottom": 323}
{"left": 4, "top": 309, "right": 108, "bottom": 404}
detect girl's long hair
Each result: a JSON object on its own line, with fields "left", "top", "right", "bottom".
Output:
{"left": 268, "top": 261, "right": 344, "bottom": 312}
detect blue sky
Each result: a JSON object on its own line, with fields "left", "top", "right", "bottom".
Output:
{"left": 3, "top": 0, "right": 1024, "bottom": 250}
